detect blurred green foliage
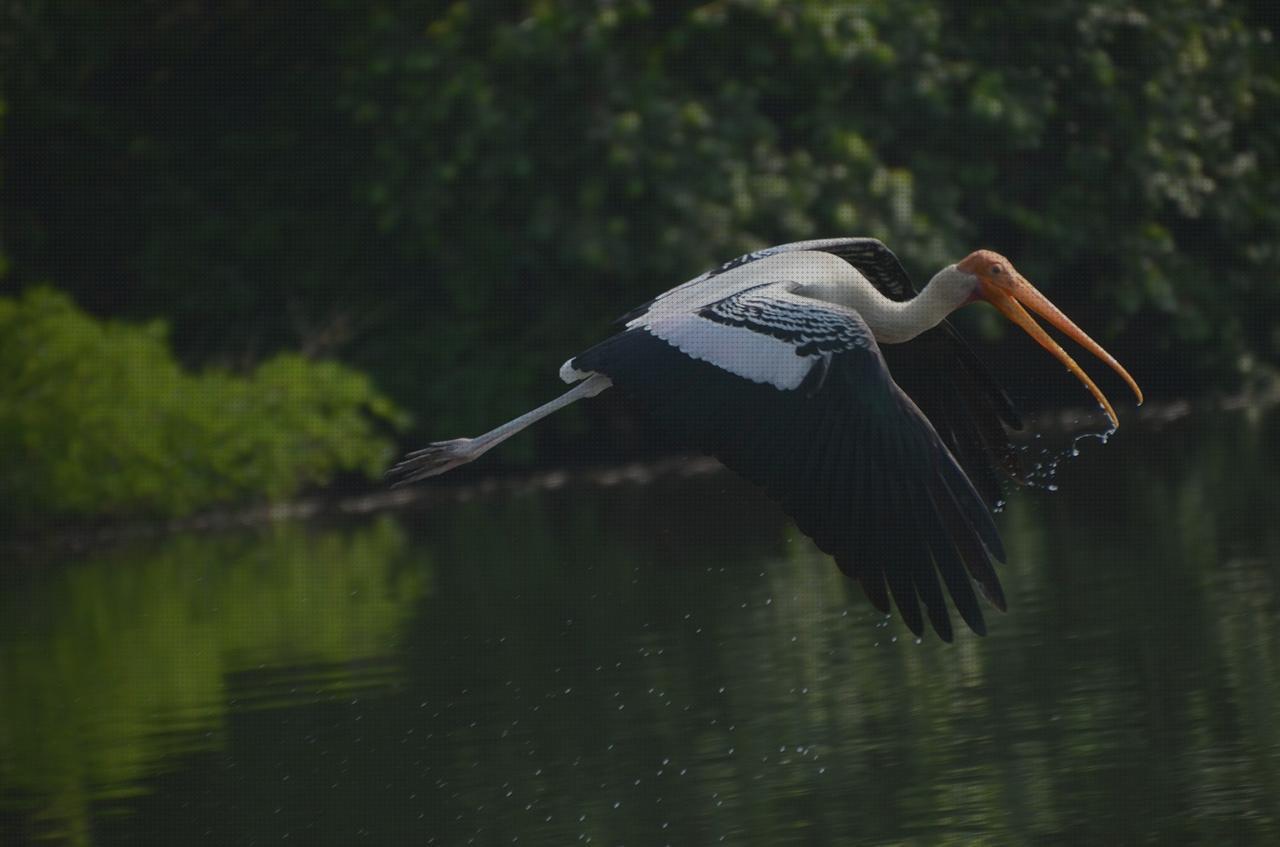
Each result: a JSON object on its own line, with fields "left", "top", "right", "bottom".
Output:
{"left": 0, "top": 288, "right": 404, "bottom": 521}
{"left": 1, "top": 0, "right": 1277, "bottom": 448}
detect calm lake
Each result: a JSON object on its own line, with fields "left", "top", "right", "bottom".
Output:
{"left": 3, "top": 409, "right": 1279, "bottom": 845}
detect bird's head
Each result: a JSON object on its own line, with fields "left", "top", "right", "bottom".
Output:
{"left": 955, "top": 249, "right": 1144, "bottom": 428}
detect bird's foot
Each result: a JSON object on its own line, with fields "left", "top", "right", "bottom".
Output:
{"left": 385, "top": 438, "right": 480, "bottom": 487}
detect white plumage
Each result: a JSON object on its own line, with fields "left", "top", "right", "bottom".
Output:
{"left": 389, "top": 237, "right": 1143, "bottom": 641}
{"left": 561, "top": 251, "right": 879, "bottom": 391}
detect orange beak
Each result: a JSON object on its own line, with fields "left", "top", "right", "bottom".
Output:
{"left": 976, "top": 266, "right": 1143, "bottom": 429}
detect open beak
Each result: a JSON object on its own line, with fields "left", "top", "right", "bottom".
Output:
{"left": 980, "top": 273, "right": 1144, "bottom": 429}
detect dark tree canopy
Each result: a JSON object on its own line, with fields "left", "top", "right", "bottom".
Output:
{"left": 2, "top": 0, "right": 1277, "bottom": 454}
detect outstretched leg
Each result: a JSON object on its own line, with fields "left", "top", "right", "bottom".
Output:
{"left": 386, "top": 373, "right": 612, "bottom": 486}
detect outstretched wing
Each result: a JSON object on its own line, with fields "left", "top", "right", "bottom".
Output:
{"left": 571, "top": 284, "right": 1007, "bottom": 641}
{"left": 809, "top": 239, "right": 1028, "bottom": 504}
{"left": 613, "top": 238, "right": 1026, "bottom": 506}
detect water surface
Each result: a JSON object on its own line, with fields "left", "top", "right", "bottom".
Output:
{"left": 3, "top": 411, "right": 1279, "bottom": 845}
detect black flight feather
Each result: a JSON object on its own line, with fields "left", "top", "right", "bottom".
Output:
{"left": 572, "top": 311, "right": 1007, "bottom": 640}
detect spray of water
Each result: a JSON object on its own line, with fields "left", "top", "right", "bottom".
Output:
{"left": 1012, "top": 402, "right": 1119, "bottom": 495}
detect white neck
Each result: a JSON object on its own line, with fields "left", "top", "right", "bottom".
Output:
{"left": 807, "top": 264, "right": 973, "bottom": 344}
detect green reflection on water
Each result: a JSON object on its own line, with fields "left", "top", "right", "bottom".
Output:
{"left": 390, "top": 412, "right": 1280, "bottom": 846}
{"left": 2, "top": 412, "right": 1279, "bottom": 845}
{"left": 0, "top": 517, "right": 426, "bottom": 844}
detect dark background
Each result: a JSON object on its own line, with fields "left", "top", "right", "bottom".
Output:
{"left": 2, "top": 0, "right": 1277, "bottom": 520}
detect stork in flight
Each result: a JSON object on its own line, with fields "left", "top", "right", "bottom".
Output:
{"left": 388, "top": 238, "right": 1142, "bottom": 640}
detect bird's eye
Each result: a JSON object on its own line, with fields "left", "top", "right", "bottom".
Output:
{"left": 990, "top": 264, "right": 1003, "bottom": 275}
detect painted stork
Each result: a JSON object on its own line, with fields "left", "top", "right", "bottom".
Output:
{"left": 388, "top": 238, "right": 1142, "bottom": 640}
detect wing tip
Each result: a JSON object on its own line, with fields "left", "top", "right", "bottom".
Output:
{"left": 932, "top": 615, "right": 955, "bottom": 643}
{"left": 977, "top": 580, "right": 1009, "bottom": 613}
